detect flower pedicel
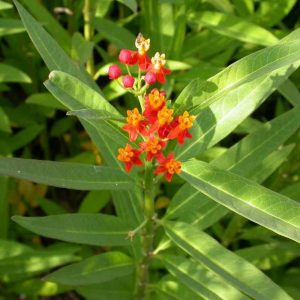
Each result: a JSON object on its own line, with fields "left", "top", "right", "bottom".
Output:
{"left": 108, "top": 33, "right": 195, "bottom": 182}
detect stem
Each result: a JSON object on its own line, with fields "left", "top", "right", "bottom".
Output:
{"left": 83, "top": 0, "right": 94, "bottom": 76}
{"left": 134, "top": 164, "right": 155, "bottom": 300}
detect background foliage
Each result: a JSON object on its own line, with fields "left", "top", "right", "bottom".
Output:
{"left": 2, "top": 0, "right": 300, "bottom": 299}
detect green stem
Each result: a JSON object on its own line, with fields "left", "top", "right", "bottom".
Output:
{"left": 134, "top": 164, "right": 155, "bottom": 300}
{"left": 83, "top": 0, "right": 94, "bottom": 76}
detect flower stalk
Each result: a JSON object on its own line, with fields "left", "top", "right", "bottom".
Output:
{"left": 134, "top": 163, "right": 155, "bottom": 300}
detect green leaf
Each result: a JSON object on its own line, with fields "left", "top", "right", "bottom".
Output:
{"left": 21, "top": 0, "right": 71, "bottom": 52}
{"left": 0, "top": 1, "right": 13, "bottom": 10}
{"left": 45, "top": 252, "right": 134, "bottom": 285}
{"left": 36, "top": 197, "right": 68, "bottom": 215}
{"left": 26, "top": 92, "right": 67, "bottom": 110}
{"left": 164, "top": 221, "right": 292, "bottom": 300}
{"left": 71, "top": 32, "right": 94, "bottom": 64}
{"left": 190, "top": 11, "right": 278, "bottom": 46}
{"left": 0, "top": 248, "right": 79, "bottom": 282}
{"left": 180, "top": 160, "right": 300, "bottom": 243}
{"left": 116, "top": 0, "right": 137, "bottom": 13}
{"left": 0, "top": 63, "right": 31, "bottom": 83}
{"left": 12, "top": 214, "right": 131, "bottom": 246}
{"left": 236, "top": 242, "right": 300, "bottom": 270}
{"left": 0, "top": 177, "right": 9, "bottom": 238}
{"left": 175, "top": 28, "right": 300, "bottom": 115}
{"left": 0, "top": 18, "right": 25, "bottom": 36}
{"left": 161, "top": 254, "right": 248, "bottom": 300}
{"left": 13, "top": 0, "right": 98, "bottom": 90}
{"left": 0, "top": 240, "right": 31, "bottom": 260}
{"left": 0, "top": 107, "right": 11, "bottom": 133}
{"left": 93, "top": 17, "right": 136, "bottom": 49}
{"left": 78, "top": 191, "right": 111, "bottom": 213}
{"left": 77, "top": 276, "right": 134, "bottom": 300}
{"left": 0, "top": 158, "right": 134, "bottom": 190}
{"left": 67, "top": 108, "right": 125, "bottom": 121}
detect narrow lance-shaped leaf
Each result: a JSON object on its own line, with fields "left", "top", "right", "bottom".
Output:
{"left": 13, "top": 0, "right": 98, "bottom": 91}
{"left": 161, "top": 254, "right": 249, "bottom": 300}
{"left": 180, "top": 160, "right": 300, "bottom": 243}
{"left": 45, "top": 252, "right": 134, "bottom": 285}
{"left": 0, "top": 158, "right": 134, "bottom": 191}
{"left": 164, "top": 221, "right": 292, "bottom": 300}
{"left": 12, "top": 214, "right": 131, "bottom": 246}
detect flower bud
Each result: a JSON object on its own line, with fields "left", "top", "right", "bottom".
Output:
{"left": 108, "top": 65, "right": 121, "bottom": 79}
{"left": 119, "top": 49, "right": 134, "bottom": 64}
{"left": 144, "top": 72, "right": 156, "bottom": 85}
{"left": 123, "top": 75, "right": 135, "bottom": 88}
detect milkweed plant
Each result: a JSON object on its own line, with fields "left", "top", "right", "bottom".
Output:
{"left": 3, "top": 1, "right": 300, "bottom": 300}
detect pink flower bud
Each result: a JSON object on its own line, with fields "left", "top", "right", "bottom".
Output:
{"left": 108, "top": 65, "right": 121, "bottom": 79}
{"left": 119, "top": 49, "right": 136, "bottom": 64}
{"left": 123, "top": 75, "right": 135, "bottom": 88}
{"left": 144, "top": 72, "right": 156, "bottom": 85}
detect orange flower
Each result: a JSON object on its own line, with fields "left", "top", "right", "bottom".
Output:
{"left": 122, "top": 108, "right": 148, "bottom": 141}
{"left": 143, "top": 89, "right": 166, "bottom": 123}
{"left": 139, "top": 136, "right": 166, "bottom": 161}
{"left": 148, "top": 52, "right": 171, "bottom": 84}
{"left": 168, "top": 111, "right": 196, "bottom": 144}
{"left": 117, "top": 144, "right": 143, "bottom": 172}
{"left": 154, "top": 153, "right": 181, "bottom": 182}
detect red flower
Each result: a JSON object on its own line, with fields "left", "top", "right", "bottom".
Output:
{"left": 144, "top": 72, "right": 156, "bottom": 84}
{"left": 139, "top": 136, "right": 166, "bottom": 161}
{"left": 108, "top": 65, "right": 122, "bottom": 79}
{"left": 117, "top": 144, "right": 143, "bottom": 172}
{"left": 149, "top": 106, "right": 174, "bottom": 139}
{"left": 119, "top": 49, "right": 138, "bottom": 65}
{"left": 154, "top": 153, "right": 181, "bottom": 182}
{"left": 148, "top": 52, "right": 171, "bottom": 84}
{"left": 143, "top": 89, "right": 166, "bottom": 124}
{"left": 135, "top": 33, "right": 151, "bottom": 70}
{"left": 168, "top": 111, "right": 196, "bottom": 144}
{"left": 122, "top": 108, "right": 148, "bottom": 142}
{"left": 122, "top": 75, "right": 135, "bottom": 88}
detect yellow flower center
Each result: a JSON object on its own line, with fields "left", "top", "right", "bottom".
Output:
{"left": 157, "top": 106, "right": 174, "bottom": 125}
{"left": 149, "top": 90, "right": 165, "bottom": 110}
{"left": 145, "top": 138, "right": 162, "bottom": 154}
{"left": 117, "top": 144, "right": 134, "bottom": 162}
{"left": 178, "top": 111, "right": 196, "bottom": 130}
{"left": 166, "top": 159, "right": 181, "bottom": 174}
{"left": 151, "top": 52, "right": 166, "bottom": 70}
{"left": 135, "top": 33, "right": 150, "bottom": 55}
{"left": 127, "top": 108, "right": 143, "bottom": 126}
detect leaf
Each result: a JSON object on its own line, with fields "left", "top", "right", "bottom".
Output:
{"left": 174, "top": 28, "right": 300, "bottom": 114}
{"left": 13, "top": 0, "right": 98, "bottom": 90}
{"left": 36, "top": 197, "right": 68, "bottom": 215}
{"left": 190, "top": 11, "right": 278, "bottom": 46}
{"left": 45, "top": 252, "right": 134, "bottom": 285}
{"left": 93, "top": 17, "right": 136, "bottom": 49}
{"left": 278, "top": 79, "right": 300, "bottom": 107}
{"left": 155, "top": 275, "right": 203, "bottom": 300}
{"left": 164, "top": 221, "right": 292, "bottom": 300}
{"left": 71, "top": 32, "right": 94, "bottom": 64}
{"left": 167, "top": 107, "right": 300, "bottom": 224}
{"left": 116, "top": 0, "right": 137, "bottom": 13}
{"left": 78, "top": 191, "right": 111, "bottom": 213}
{"left": 0, "top": 158, "right": 134, "bottom": 190}
{"left": 77, "top": 276, "right": 134, "bottom": 300}
{"left": 0, "top": 63, "right": 31, "bottom": 83}
{"left": 0, "top": 1, "right": 13, "bottom": 10}
{"left": 180, "top": 160, "right": 300, "bottom": 243}
{"left": 67, "top": 108, "right": 125, "bottom": 121}
{"left": 0, "top": 18, "right": 25, "bottom": 36}
{"left": 12, "top": 214, "right": 131, "bottom": 246}
{"left": 0, "top": 240, "right": 31, "bottom": 260}
{"left": 0, "top": 248, "right": 79, "bottom": 282}
{"left": 0, "top": 107, "right": 10, "bottom": 133}
{"left": 26, "top": 92, "right": 67, "bottom": 110}
{"left": 0, "top": 177, "right": 8, "bottom": 238}
{"left": 21, "top": 0, "right": 71, "bottom": 52}
{"left": 161, "top": 255, "right": 248, "bottom": 300}
{"left": 236, "top": 242, "right": 300, "bottom": 270}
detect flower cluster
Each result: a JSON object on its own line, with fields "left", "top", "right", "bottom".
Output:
{"left": 117, "top": 89, "right": 195, "bottom": 182}
{"left": 108, "top": 33, "right": 171, "bottom": 90}
{"left": 108, "top": 33, "right": 195, "bottom": 182}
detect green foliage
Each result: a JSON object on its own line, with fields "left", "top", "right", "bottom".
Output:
{"left": 2, "top": 0, "right": 300, "bottom": 299}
